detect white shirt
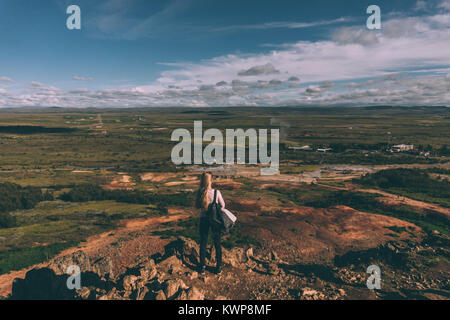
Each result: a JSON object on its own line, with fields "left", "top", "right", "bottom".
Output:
{"left": 207, "top": 189, "right": 225, "bottom": 208}
{"left": 201, "top": 189, "right": 225, "bottom": 217}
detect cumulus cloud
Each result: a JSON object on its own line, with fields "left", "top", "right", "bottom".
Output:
{"left": 304, "top": 85, "right": 323, "bottom": 96}
{"left": 237, "top": 63, "right": 280, "bottom": 76}
{"left": 2, "top": 9, "right": 450, "bottom": 108}
{"left": 29, "top": 81, "right": 44, "bottom": 87}
{"left": 1, "top": 72, "right": 448, "bottom": 108}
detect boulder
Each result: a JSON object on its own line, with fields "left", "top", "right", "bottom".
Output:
{"left": 123, "top": 275, "right": 138, "bottom": 292}
{"left": 175, "top": 290, "right": 188, "bottom": 300}
{"left": 76, "top": 287, "right": 91, "bottom": 300}
{"left": 164, "top": 279, "right": 188, "bottom": 299}
{"left": 155, "top": 290, "right": 166, "bottom": 300}
{"left": 12, "top": 268, "right": 75, "bottom": 300}
{"left": 186, "top": 286, "right": 205, "bottom": 300}
{"left": 49, "top": 250, "right": 91, "bottom": 275}
{"left": 91, "top": 256, "right": 114, "bottom": 278}
{"left": 136, "top": 259, "right": 158, "bottom": 282}
{"left": 136, "top": 286, "right": 150, "bottom": 300}
{"left": 301, "top": 288, "right": 318, "bottom": 296}
{"left": 159, "top": 255, "right": 184, "bottom": 275}
{"left": 101, "top": 287, "right": 125, "bottom": 300}
{"left": 165, "top": 236, "right": 200, "bottom": 265}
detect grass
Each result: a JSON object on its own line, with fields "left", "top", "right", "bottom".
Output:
{"left": 0, "top": 200, "right": 162, "bottom": 253}
{"left": 356, "top": 168, "right": 450, "bottom": 208}
{"left": 0, "top": 106, "right": 448, "bottom": 276}
{"left": 0, "top": 241, "right": 78, "bottom": 274}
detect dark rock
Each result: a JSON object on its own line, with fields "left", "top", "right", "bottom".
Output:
{"left": 11, "top": 268, "right": 75, "bottom": 300}
{"left": 49, "top": 250, "right": 91, "bottom": 275}
{"left": 164, "top": 279, "right": 188, "bottom": 300}
{"left": 91, "top": 256, "right": 114, "bottom": 278}
{"left": 76, "top": 287, "right": 91, "bottom": 300}
{"left": 164, "top": 236, "right": 200, "bottom": 266}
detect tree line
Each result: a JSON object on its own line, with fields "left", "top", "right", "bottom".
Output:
{"left": 59, "top": 184, "right": 193, "bottom": 208}
{"left": 357, "top": 168, "right": 450, "bottom": 199}
{"left": 0, "top": 183, "right": 52, "bottom": 228}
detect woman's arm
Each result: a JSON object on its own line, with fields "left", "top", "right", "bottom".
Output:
{"left": 217, "top": 190, "right": 225, "bottom": 208}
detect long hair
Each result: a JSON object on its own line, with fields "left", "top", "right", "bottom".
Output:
{"left": 196, "top": 172, "right": 212, "bottom": 211}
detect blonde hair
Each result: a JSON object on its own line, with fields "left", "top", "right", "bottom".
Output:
{"left": 196, "top": 172, "right": 212, "bottom": 211}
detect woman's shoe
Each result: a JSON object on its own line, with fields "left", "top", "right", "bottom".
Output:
{"left": 215, "top": 266, "right": 222, "bottom": 275}
{"left": 199, "top": 265, "right": 206, "bottom": 274}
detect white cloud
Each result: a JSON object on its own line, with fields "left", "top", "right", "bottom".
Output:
{"left": 73, "top": 76, "right": 94, "bottom": 81}
{"left": 212, "top": 17, "right": 353, "bottom": 33}
{"left": 238, "top": 63, "right": 280, "bottom": 76}
{"left": 141, "top": 13, "right": 450, "bottom": 96}
{"left": 2, "top": 11, "right": 450, "bottom": 108}
{"left": 438, "top": 0, "right": 450, "bottom": 10}
{"left": 414, "top": 1, "right": 428, "bottom": 12}
{"left": 0, "top": 76, "right": 13, "bottom": 83}
{"left": 29, "top": 81, "right": 44, "bottom": 87}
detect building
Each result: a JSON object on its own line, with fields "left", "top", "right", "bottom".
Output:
{"left": 289, "top": 145, "right": 312, "bottom": 151}
{"left": 391, "top": 144, "right": 414, "bottom": 152}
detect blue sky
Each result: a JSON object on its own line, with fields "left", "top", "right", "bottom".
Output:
{"left": 0, "top": 0, "right": 449, "bottom": 107}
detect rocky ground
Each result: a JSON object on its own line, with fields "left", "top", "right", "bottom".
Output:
{"left": 2, "top": 172, "right": 449, "bottom": 300}
{"left": 7, "top": 232, "right": 450, "bottom": 300}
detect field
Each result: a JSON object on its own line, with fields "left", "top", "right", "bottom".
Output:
{"left": 0, "top": 106, "right": 449, "bottom": 300}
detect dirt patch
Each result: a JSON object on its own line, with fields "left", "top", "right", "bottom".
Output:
{"left": 103, "top": 174, "right": 136, "bottom": 191}
{"left": 163, "top": 181, "right": 199, "bottom": 187}
{"left": 213, "top": 179, "right": 243, "bottom": 190}
{"left": 140, "top": 172, "right": 179, "bottom": 182}
{"left": 238, "top": 204, "right": 423, "bottom": 264}
{"left": 121, "top": 214, "right": 189, "bottom": 228}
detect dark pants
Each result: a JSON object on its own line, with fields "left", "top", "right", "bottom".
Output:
{"left": 199, "top": 217, "right": 222, "bottom": 268}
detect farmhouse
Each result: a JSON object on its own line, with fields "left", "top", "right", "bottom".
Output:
{"left": 391, "top": 144, "right": 414, "bottom": 152}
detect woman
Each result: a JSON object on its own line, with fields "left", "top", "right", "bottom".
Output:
{"left": 195, "top": 172, "right": 225, "bottom": 275}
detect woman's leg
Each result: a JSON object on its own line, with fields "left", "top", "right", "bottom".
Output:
{"left": 212, "top": 230, "right": 222, "bottom": 269}
{"left": 199, "top": 217, "right": 209, "bottom": 268}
